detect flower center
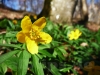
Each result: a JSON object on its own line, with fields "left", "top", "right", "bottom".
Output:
{"left": 30, "top": 27, "right": 40, "bottom": 40}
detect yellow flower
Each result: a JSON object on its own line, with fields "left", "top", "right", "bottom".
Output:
{"left": 33, "top": 14, "right": 37, "bottom": 19}
{"left": 12, "top": 20, "right": 17, "bottom": 24}
{"left": 16, "top": 16, "right": 52, "bottom": 54}
{"left": 84, "top": 61, "right": 100, "bottom": 75}
{"left": 68, "top": 29, "right": 82, "bottom": 40}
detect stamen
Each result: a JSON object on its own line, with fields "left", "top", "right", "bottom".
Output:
{"left": 29, "top": 28, "right": 40, "bottom": 40}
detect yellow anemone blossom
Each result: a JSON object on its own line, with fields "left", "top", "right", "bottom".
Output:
{"left": 84, "top": 61, "right": 100, "bottom": 75}
{"left": 16, "top": 16, "right": 52, "bottom": 54}
{"left": 68, "top": 29, "right": 82, "bottom": 40}
{"left": 33, "top": 14, "right": 37, "bottom": 20}
{"left": 13, "top": 20, "right": 17, "bottom": 24}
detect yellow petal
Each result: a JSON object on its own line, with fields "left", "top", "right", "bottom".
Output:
{"left": 75, "top": 29, "right": 82, "bottom": 36}
{"left": 74, "top": 35, "right": 79, "bottom": 40}
{"left": 21, "top": 16, "right": 32, "bottom": 33}
{"left": 70, "top": 35, "right": 74, "bottom": 40}
{"left": 69, "top": 35, "right": 74, "bottom": 40}
{"left": 68, "top": 29, "right": 82, "bottom": 40}
{"left": 25, "top": 36, "right": 38, "bottom": 54}
{"left": 68, "top": 31, "right": 74, "bottom": 40}
{"left": 37, "top": 32, "right": 52, "bottom": 44}
{"left": 33, "top": 17, "right": 46, "bottom": 31}
{"left": 69, "top": 38, "right": 73, "bottom": 40}
{"left": 16, "top": 31, "right": 25, "bottom": 43}
{"left": 75, "top": 29, "right": 80, "bottom": 33}
{"left": 68, "top": 31, "right": 74, "bottom": 37}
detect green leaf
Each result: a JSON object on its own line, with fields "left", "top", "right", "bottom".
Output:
{"left": 53, "top": 49, "right": 57, "bottom": 58}
{"left": 55, "top": 48, "right": 65, "bottom": 60}
{"left": 91, "top": 42, "right": 99, "bottom": 49}
{"left": 59, "top": 67, "right": 72, "bottom": 73}
{"left": 0, "top": 72, "right": 4, "bottom": 75}
{"left": 0, "top": 50, "right": 20, "bottom": 64}
{"left": 50, "top": 64, "right": 61, "bottom": 75}
{"left": 8, "top": 20, "right": 15, "bottom": 30}
{"left": 5, "top": 31, "right": 17, "bottom": 37}
{"left": 71, "top": 69, "right": 78, "bottom": 75}
{"left": 95, "top": 30, "right": 100, "bottom": 44}
{"left": 57, "top": 46, "right": 67, "bottom": 54}
{"left": 39, "top": 44, "right": 51, "bottom": 50}
{"left": 17, "top": 50, "right": 30, "bottom": 75}
{"left": 0, "top": 43, "right": 21, "bottom": 49}
{"left": 0, "top": 35, "right": 4, "bottom": 44}
{"left": 5, "top": 56, "right": 18, "bottom": 71}
{"left": 0, "top": 19, "right": 8, "bottom": 28}
{"left": 32, "top": 54, "right": 44, "bottom": 75}
{"left": 39, "top": 50, "right": 52, "bottom": 57}
{"left": 0, "top": 63, "right": 7, "bottom": 75}
{"left": 72, "top": 51, "right": 78, "bottom": 55}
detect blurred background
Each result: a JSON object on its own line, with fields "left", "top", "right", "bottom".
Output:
{"left": 0, "top": 0, "right": 100, "bottom": 31}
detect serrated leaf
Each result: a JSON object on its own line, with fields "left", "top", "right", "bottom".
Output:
{"left": 17, "top": 50, "right": 30, "bottom": 75}
{"left": 32, "top": 54, "right": 44, "bottom": 75}
{"left": 0, "top": 50, "right": 20, "bottom": 64}
{"left": 50, "top": 64, "right": 61, "bottom": 75}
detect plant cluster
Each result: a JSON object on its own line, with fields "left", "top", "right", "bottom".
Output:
{"left": 0, "top": 16, "right": 100, "bottom": 75}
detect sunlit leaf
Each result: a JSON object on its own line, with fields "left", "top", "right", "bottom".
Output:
{"left": 0, "top": 50, "right": 20, "bottom": 64}
{"left": 0, "top": 43, "right": 21, "bottom": 49}
{"left": 32, "top": 54, "right": 44, "bottom": 75}
{"left": 39, "top": 44, "right": 51, "bottom": 50}
{"left": 0, "top": 63, "right": 7, "bottom": 75}
{"left": 17, "top": 50, "right": 30, "bottom": 75}
{"left": 5, "top": 56, "right": 18, "bottom": 71}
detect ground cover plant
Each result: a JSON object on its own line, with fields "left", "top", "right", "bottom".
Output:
{"left": 0, "top": 16, "right": 100, "bottom": 75}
